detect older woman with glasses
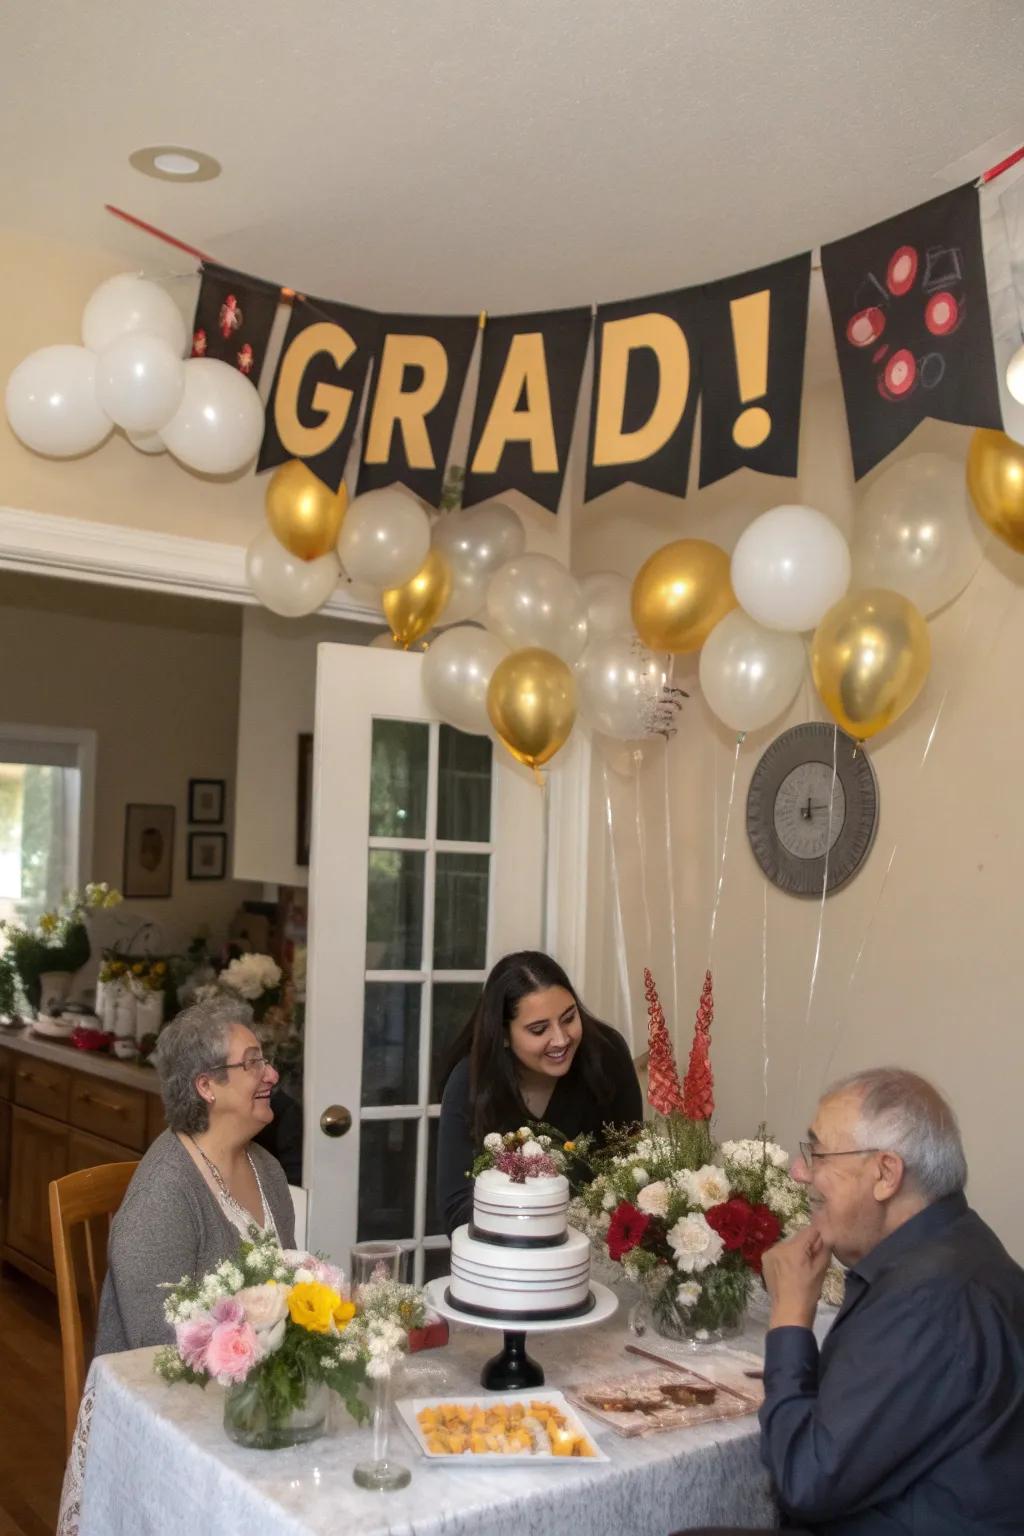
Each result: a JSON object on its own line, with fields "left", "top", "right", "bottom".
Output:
{"left": 95, "top": 996, "right": 296, "bottom": 1354}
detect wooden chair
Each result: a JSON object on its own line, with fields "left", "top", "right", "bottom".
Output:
{"left": 49, "top": 1161, "right": 138, "bottom": 1453}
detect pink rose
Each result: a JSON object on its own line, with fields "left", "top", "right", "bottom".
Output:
{"left": 205, "top": 1320, "right": 260, "bottom": 1384}
{"left": 175, "top": 1314, "right": 215, "bottom": 1372}
{"left": 210, "top": 1296, "right": 245, "bottom": 1327}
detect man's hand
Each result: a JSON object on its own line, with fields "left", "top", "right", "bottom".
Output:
{"left": 762, "top": 1227, "right": 833, "bottom": 1331}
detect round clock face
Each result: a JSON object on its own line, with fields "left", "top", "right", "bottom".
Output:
{"left": 746, "top": 723, "right": 879, "bottom": 896}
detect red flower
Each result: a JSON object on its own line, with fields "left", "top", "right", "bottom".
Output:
{"left": 607, "top": 1202, "right": 651, "bottom": 1262}
{"left": 705, "top": 1196, "right": 754, "bottom": 1253}
{"left": 741, "top": 1204, "right": 781, "bottom": 1273}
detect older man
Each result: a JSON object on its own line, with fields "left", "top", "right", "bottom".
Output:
{"left": 683, "top": 1067, "right": 1024, "bottom": 1535}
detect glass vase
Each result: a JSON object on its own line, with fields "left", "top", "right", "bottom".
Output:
{"left": 223, "top": 1375, "right": 330, "bottom": 1450}
{"left": 353, "top": 1364, "right": 411, "bottom": 1491}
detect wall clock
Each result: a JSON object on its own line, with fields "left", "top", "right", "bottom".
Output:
{"left": 746, "top": 722, "right": 879, "bottom": 897}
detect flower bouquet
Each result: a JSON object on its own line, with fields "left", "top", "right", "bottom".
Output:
{"left": 472, "top": 1124, "right": 577, "bottom": 1181}
{"left": 213, "top": 952, "right": 283, "bottom": 1022}
{"left": 156, "top": 1229, "right": 425, "bottom": 1449}
{"left": 0, "top": 882, "right": 122, "bottom": 1015}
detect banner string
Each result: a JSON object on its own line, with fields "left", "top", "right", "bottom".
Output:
{"left": 707, "top": 736, "right": 742, "bottom": 969}
{"left": 633, "top": 749, "right": 655, "bottom": 960}
{"left": 662, "top": 733, "right": 682, "bottom": 1038}
{"left": 761, "top": 877, "right": 771, "bottom": 1123}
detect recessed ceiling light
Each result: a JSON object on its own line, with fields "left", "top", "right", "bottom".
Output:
{"left": 129, "top": 145, "right": 221, "bottom": 183}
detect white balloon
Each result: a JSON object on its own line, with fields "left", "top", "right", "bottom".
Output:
{"left": 580, "top": 571, "right": 633, "bottom": 637}
{"left": 731, "top": 505, "right": 851, "bottom": 632}
{"left": 575, "top": 634, "right": 668, "bottom": 740}
{"left": 852, "top": 453, "right": 984, "bottom": 617}
{"left": 699, "top": 609, "right": 805, "bottom": 734}
{"left": 422, "top": 625, "right": 509, "bottom": 735}
{"left": 245, "top": 528, "right": 339, "bottom": 617}
{"left": 338, "top": 487, "right": 431, "bottom": 588}
{"left": 1007, "top": 343, "right": 1024, "bottom": 406}
{"left": 433, "top": 501, "right": 525, "bottom": 624}
{"left": 485, "top": 553, "right": 588, "bottom": 663}
{"left": 5, "top": 345, "right": 112, "bottom": 457}
{"left": 82, "top": 274, "right": 187, "bottom": 356}
{"left": 126, "top": 429, "right": 167, "bottom": 455}
{"left": 95, "top": 332, "right": 185, "bottom": 434}
{"left": 160, "top": 359, "right": 264, "bottom": 475}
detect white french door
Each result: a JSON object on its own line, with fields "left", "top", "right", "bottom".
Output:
{"left": 302, "top": 643, "right": 545, "bottom": 1281}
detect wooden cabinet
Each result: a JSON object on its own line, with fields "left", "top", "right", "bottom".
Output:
{"left": 0, "top": 1047, "right": 161, "bottom": 1288}
{"left": 6, "top": 1105, "right": 69, "bottom": 1280}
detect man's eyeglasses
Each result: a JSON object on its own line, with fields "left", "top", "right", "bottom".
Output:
{"left": 798, "top": 1142, "right": 880, "bottom": 1166}
{"left": 219, "top": 1050, "right": 272, "bottom": 1075}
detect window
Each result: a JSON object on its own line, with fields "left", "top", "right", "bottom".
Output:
{"left": 0, "top": 728, "right": 95, "bottom": 931}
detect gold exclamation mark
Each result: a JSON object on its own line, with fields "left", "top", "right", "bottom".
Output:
{"left": 730, "top": 290, "right": 772, "bottom": 449}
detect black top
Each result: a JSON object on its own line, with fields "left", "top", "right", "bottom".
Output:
{"left": 253, "top": 1086, "right": 303, "bottom": 1186}
{"left": 760, "top": 1191, "right": 1024, "bottom": 1534}
{"left": 436, "top": 1024, "right": 643, "bottom": 1237}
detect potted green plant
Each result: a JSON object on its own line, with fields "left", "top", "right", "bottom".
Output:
{"left": 0, "top": 882, "right": 122, "bottom": 1015}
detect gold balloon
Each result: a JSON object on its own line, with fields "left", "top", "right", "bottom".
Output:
{"left": 382, "top": 548, "right": 452, "bottom": 649}
{"left": 266, "top": 460, "right": 349, "bottom": 561}
{"left": 967, "top": 428, "right": 1024, "bottom": 553}
{"left": 811, "top": 588, "right": 931, "bottom": 741}
{"left": 486, "top": 647, "right": 577, "bottom": 770}
{"left": 631, "top": 539, "right": 736, "bottom": 653}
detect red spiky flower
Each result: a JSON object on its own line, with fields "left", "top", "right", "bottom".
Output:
{"left": 682, "top": 969, "right": 715, "bottom": 1121}
{"left": 644, "top": 968, "right": 684, "bottom": 1115}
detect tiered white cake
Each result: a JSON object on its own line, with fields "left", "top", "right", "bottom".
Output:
{"left": 448, "top": 1168, "right": 592, "bottom": 1320}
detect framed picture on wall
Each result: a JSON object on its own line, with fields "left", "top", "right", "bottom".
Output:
{"left": 188, "top": 831, "right": 228, "bottom": 881}
{"left": 123, "top": 803, "right": 175, "bottom": 899}
{"left": 188, "top": 778, "right": 225, "bottom": 824}
{"left": 296, "top": 733, "right": 313, "bottom": 867}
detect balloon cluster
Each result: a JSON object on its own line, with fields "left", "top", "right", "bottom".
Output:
{"left": 5, "top": 274, "right": 264, "bottom": 474}
{"left": 630, "top": 464, "right": 967, "bottom": 743}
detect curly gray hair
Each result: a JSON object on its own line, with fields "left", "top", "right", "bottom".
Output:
{"left": 154, "top": 995, "right": 255, "bottom": 1134}
{"left": 825, "top": 1066, "right": 967, "bottom": 1202}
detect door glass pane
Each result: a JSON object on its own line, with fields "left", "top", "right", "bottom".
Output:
{"left": 423, "top": 1246, "right": 451, "bottom": 1283}
{"left": 369, "top": 720, "right": 429, "bottom": 838}
{"left": 361, "top": 983, "right": 421, "bottom": 1107}
{"left": 425, "top": 1118, "right": 443, "bottom": 1237}
{"left": 430, "top": 982, "right": 481, "bottom": 1100}
{"left": 433, "top": 853, "right": 489, "bottom": 969}
{"left": 437, "top": 727, "right": 492, "bottom": 843}
{"left": 357, "top": 1120, "right": 418, "bottom": 1241}
{"left": 366, "top": 850, "right": 424, "bottom": 969}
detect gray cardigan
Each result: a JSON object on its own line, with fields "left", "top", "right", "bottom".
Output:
{"left": 95, "top": 1130, "right": 296, "bottom": 1355}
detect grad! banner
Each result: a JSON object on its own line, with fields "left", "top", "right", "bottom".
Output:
{"left": 190, "top": 263, "right": 281, "bottom": 385}
{"left": 822, "top": 183, "right": 1002, "bottom": 479}
{"left": 462, "top": 306, "right": 592, "bottom": 513}
{"left": 356, "top": 312, "right": 478, "bottom": 504}
{"left": 585, "top": 285, "right": 703, "bottom": 501}
{"left": 698, "top": 253, "right": 811, "bottom": 488}
{"left": 258, "top": 298, "right": 380, "bottom": 490}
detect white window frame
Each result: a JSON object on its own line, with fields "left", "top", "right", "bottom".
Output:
{"left": 0, "top": 723, "right": 97, "bottom": 896}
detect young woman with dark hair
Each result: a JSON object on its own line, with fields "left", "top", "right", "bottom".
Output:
{"left": 436, "top": 950, "right": 642, "bottom": 1236}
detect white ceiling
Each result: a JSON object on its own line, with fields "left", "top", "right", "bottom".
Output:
{"left": 5, "top": 1, "right": 1024, "bottom": 314}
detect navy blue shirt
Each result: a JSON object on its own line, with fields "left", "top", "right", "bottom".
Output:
{"left": 759, "top": 1193, "right": 1024, "bottom": 1534}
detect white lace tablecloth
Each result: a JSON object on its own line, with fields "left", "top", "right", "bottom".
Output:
{"left": 61, "top": 1309, "right": 776, "bottom": 1536}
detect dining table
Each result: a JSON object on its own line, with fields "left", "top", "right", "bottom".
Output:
{"left": 60, "top": 1303, "right": 783, "bottom": 1536}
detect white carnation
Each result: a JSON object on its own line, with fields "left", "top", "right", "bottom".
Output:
{"left": 521, "top": 1140, "right": 544, "bottom": 1159}
{"left": 483, "top": 1132, "right": 503, "bottom": 1152}
{"left": 676, "top": 1163, "right": 731, "bottom": 1211}
{"left": 518, "top": 1126, "right": 532, "bottom": 1139}
{"left": 636, "top": 1180, "right": 670, "bottom": 1217}
{"left": 220, "top": 953, "right": 282, "bottom": 1001}
{"left": 602, "top": 1190, "right": 617, "bottom": 1211}
{"left": 632, "top": 1167, "right": 650, "bottom": 1188}
{"left": 667, "top": 1212, "right": 725, "bottom": 1274}
{"left": 676, "top": 1280, "right": 701, "bottom": 1309}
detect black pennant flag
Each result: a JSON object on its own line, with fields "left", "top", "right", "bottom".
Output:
{"left": 585, "top": 286, "right": 703, "bottom": 501}
{"left": 698, "top": 253, "right": 811, "bottom": 488}
{"left": 190, "top": 263, "right": 280, "bottom": 386}
{"left": 357, "top": 313, "right": 478, "bottom": 504}
{"left": 258, "top": 298, "right": 380, "bottom": 490}
{"left": 462, "top": 307, "right": 592, "bottom": 513}
{"left": 822, "top": 183, "right": 1002, "bottom": 479}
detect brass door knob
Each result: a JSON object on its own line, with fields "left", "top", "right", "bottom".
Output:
{"left": 319, "top": 1104, "right": 353, "bottom": 1138}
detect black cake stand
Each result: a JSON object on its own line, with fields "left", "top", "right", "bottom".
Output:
{"left": 424, "top": 1277, "right": 618, "bottom": 1390}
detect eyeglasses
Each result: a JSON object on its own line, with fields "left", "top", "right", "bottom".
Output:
{"left": 219, "top": 1050, "right": 272, "bottom": 1074}
{"left": 798, "top": 1142, "right": 880, "bottom": 1166}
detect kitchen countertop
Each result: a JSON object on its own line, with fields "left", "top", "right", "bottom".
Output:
{"left": 0, "top": 1023, "right": 161, "bottom": 1094}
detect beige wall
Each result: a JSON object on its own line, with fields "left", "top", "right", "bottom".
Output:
{"left": 0, "top": 570, "right": 261, "bottom": 950}
{"left": 574, "top": 374, "right": 1024, "bottom": 1262}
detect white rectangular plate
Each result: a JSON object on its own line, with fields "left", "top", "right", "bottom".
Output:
{"left": 396, "top": 1391, "right": 609, "bottom": 1464}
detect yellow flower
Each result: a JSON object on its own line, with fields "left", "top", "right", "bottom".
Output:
{"left": 288, "top": 1281, "right": 341, "bottom": 1334}
{"left": 332, "top": 1299, "right": 356, "bottom": 1332}
{"left": 153, "top": 961, "right": 166, "bottom": 975}
{"left": 103, "top": 891, "right": 123, "bottom": 908}
{"left": 38, "top": 913, "right": 58, "bottom": 936}
{"left": 132, "top": 962, "right": 145, "bottom": 976}
{"left": 563, "top": 1140, "right": 576, "bottom": 1152}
